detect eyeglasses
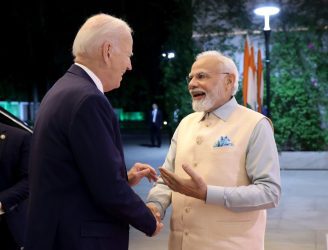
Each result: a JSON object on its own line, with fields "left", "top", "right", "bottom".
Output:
{"left": 186, "top": 72, "right": 230, "bottom": 84}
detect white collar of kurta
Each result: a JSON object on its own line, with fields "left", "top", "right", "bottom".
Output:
{"left": 200, "top": 96, "right": 238, "bottom": 122}
{"left": 74, "top": 63, "right": 104, "bottom": 94}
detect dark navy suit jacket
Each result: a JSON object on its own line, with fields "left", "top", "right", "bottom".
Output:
{"left": 25, "top": 65, "right": 156, "bottom": 250}
{"left": 0, "top": 122, "right": 30, "bottom": 247}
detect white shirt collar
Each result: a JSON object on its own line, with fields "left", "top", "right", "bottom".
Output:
{"left": 212, "top": 97, "right": 238, "bottom": 121}
{"left": 74, "top": 63, "right": 104, "bottom": 94}
{"left": 199, "top": 97, "right": 238, "bottom": 122}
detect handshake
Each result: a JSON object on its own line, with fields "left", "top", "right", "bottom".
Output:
{"left": 127, "top": 162, "right": 163, "bottom": 236}
{"left": 128, "top": 162, "right": 207, "bottom": 237}
{"left": 147, "top": 203, "right": 164, "bottom": 236}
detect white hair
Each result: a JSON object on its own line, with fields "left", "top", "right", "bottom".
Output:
{"left": 195, "top": 50, "right": 239, "bottom": 95}
{"left": 72, "top": 13, "right": 132, "bottom": 60}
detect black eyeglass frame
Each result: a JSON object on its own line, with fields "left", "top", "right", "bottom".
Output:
{"left": 185, "top": 72, "right": 230, "bottom": 84}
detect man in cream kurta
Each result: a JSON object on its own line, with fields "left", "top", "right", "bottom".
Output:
{"left": 147, "top": 51, "right": 281, "bottom": 250}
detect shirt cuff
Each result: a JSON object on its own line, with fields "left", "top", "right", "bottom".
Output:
{"left": 206, "top": 185, "right": 226, "bottom": 206}
{"left": 0, "top": 202, "right": 4, "bottom": 215}
{"left": 146, "top": 201, "right": 165, "bottom": 219}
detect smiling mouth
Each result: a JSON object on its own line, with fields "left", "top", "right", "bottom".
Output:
{"left": 190, "top": 90, "right": 206, "bottom": 99}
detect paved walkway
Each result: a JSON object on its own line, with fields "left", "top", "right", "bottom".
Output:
{"left": 122, "top": 134, "right": 328, "bottom": 250}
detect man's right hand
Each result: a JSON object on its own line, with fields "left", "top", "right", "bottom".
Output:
{"left": 147, "top": 203, "right": 163, "bottom": 236}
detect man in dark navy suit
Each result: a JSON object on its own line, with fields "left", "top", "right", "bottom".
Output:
{"left": 25, "top": 13, "right": 162, "bottom": 250}
{"left": 0, "top": 122, "right": 31, "bottom": 250}
{"left": 150, "top": 103, "right": 163, "bottom": 147}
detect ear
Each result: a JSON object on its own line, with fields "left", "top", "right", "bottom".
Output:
{"left": 226, "top": 74, "right": 235, "bottom": 87}
{"left": 224, "top": 74, "right": 235, "bottom": 94}
{"left": 102, "top": 41, "right": 112, "bottom": 63}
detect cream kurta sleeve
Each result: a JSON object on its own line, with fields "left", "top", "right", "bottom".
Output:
{"left": 206, "top": 118, "right": 281, "bottom": 211}
{"left": 146, "top": 127, "right": 179, "bottom": 217}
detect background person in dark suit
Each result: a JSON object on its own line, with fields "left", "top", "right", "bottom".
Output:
{"left": 150, "top": 103, "right": 163, "bottom": 147}
{"left": 0, "top": 122, "right": 31, "bottom": 250}
{"left": 25, "top": 13, "right": 162, "bottom": 250}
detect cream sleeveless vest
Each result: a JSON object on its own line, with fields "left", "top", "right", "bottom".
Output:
{"left": 169, "top": 105, "right": 267, "bottom": 250}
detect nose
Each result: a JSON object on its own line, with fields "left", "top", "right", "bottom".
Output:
{"left": 188, "top": 78, "right": 198, "bottom": 90}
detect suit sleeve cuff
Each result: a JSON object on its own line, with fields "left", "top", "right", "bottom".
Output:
{"left": 206, "top": 185, "right": 226, "bottom": 206}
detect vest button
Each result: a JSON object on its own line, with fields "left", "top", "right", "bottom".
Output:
{"left": 193, "top": 163, "right": 198, "bottom": 168}
{"left": 184, "top": 231, "right": 189, "bottom": 236}
{"left": 196, "top": 136, "right": 203, "bottom": 144}
{"left": 185, "top": 207, "right": 190, "bottom": 213}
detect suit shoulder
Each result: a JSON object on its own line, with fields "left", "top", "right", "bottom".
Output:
{"left": 1, "top": 123, "right": 31, "bottom": 136}
{"left": 75, "top": 93, "right": 110, "bottom": 111}
{"left": 49, "top": 71, "right": 105, "bottom": 107}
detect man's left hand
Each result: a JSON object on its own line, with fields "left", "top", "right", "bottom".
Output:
{"left": 128, "top": 163, "right": 158, "bottom": 187}
{"left": 159, "top": 164, "right": 207, "bottom": 201}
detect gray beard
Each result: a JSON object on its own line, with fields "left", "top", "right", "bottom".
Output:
{"left": 192, "top": 96, "right": 215, "bottom": 112}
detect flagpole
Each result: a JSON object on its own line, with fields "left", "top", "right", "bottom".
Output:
{"left": 264, "top": 30, "right": 271, "bottom": 118}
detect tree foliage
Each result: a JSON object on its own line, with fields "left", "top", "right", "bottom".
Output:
{"left": 160, "top": 0, "right": 252, "bottom": 134}
{"left": 160, "top": 0, "right": 195, "bottom": 135}
{"left": 163, "top": 0, "right": 328, "bottom": 150}
{"left": 186, "top": 0, "right": 328, "bottom": 150}
{"left": 270, "top": 0, "right": 328, "bottom": 150}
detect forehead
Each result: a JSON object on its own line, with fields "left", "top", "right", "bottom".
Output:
{"left": 190, "top": 55, "right": 221, "bottom": 74}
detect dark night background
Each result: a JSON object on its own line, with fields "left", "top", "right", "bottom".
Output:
{"left": 2, "top": 0, "right": 327, "bottom": 150}
{"left": 0, "top": 0, "right": 191, "bottom": 121}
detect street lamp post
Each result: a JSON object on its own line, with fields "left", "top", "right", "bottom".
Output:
{"left": 254, "top": 6, "right": 280, "bottom": 118}
{"left": 264, "top": 29, "right": 271, "bottom": 118}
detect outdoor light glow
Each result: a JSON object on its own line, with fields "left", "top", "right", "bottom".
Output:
{"left": 254, "top": 6, "right": 280, "bottom": 31}
{"left": 167, "top": 52, "right": 175, "bottom": 59}
{"left": 163, "top": 121, "right": 168, "bottom": 125}
{"left": 254, "top": 6, "right": 280, "bottom": 16}
{"left": 162, "top": 53, "right": 167, "bottom": 57}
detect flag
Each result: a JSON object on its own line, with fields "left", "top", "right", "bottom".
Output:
{"left": 243, "top": 37, "right": 264, "bottom": 112}
{"left": 257, "top": 48, "right": 264, "bottom": 113}
{"left": 242, "top": 38, "right": 249, "bottom": 107}
{"left": 247, "top": 44, "right": 257, "bottom": 110}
